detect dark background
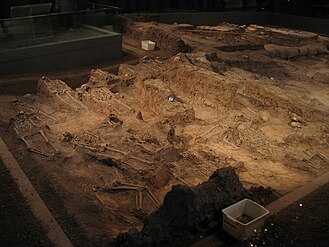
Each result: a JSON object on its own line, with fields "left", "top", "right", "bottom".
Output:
{"left": 0, "top": 0, "right": 328, "bottom": 18}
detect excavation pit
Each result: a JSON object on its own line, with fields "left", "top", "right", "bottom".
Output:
{"left": 1, "top": 18, "right": 329, "bottom": 246}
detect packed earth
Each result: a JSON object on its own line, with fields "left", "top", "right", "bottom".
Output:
{"left": 1, "top": 19, "right": 329, "bottom": 246}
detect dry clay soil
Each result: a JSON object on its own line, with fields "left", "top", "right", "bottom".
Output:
{"left": 0, "top": 21, "right": 329, "bottom": 244}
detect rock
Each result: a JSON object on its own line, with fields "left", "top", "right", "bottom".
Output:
{"left": 108, "top": 113, "right": 123, "bottom": 127}
{"left": 173, "top": 56, "right": 181, "bottom": 62}
{"left": 291, "top": 116, "right": 299, "bottom": 122}
{"left": 11, "top": 98, "right": 18, "bottom": 104}
{"left": 136, "top": 111, "right": 144, "bottom": 121}
{"left": 261, "top": 116, "right": 269, "bottom": 122}
{"left": 62, "top": 131, "right": 73, "bottom": 142}
{"left": 290, "top": 121, "right": 302, "bottom": 128}
{"left": 166, "top": 127, "right": 176, "bottom": 144}
{"left": 23, "top": 93, "right": 32, "bottom": 98}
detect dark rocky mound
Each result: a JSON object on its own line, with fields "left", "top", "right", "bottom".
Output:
{"left": 114, "top": 167, "right": 278, "bottom": 247}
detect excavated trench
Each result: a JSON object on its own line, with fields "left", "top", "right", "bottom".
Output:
{"left": 1, "top": 20, "right": 329, "bottom": 246}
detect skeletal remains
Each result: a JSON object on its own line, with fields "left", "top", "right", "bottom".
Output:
{"left": 18, "top": 130, "right": 59, "bottom": 158}
{"left": 102, "top": 182, "right": 161, "bottom": 210}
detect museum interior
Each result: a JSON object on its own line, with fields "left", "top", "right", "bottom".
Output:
{"left": 0, "top": 1, "right": 329, "bottom": 247}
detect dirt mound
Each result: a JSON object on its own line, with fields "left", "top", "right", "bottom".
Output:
{"left": 248, "top": 186, "right": 280, "bottom": 206}
{"left": 123, "top": 21, "right": 189, "bottom": 56}
{"left": 216, "top": 52, "right": 289, "bottom": 78}
{"left": 37, "top": 77, "right": 87, "bottom": 112}
{"left": 242, "top": 81, "right": 316, "bottom": 120}
{"left": 134, "top": 76, "right": 196, "bottom": 124}
{"left": 88, "top": 69, "right": 120, "bottom": 87}
{"left": 167, "top": 55, "right": 238, "bottom": 108}
{"left": 313, "top": 71, "right": 329, "bottom": 84}
{"left": 197, "top": 23, "right": 245, "bottom": 33}
{"left": 137, "top": 78, "right": 174, "bottom": 114}
{"left": 265, "top": 44, "right": 328, "bottom": 59}
{"left": 114, "top": 167, "right": 277, "bottom": 247}
{"left": 248, "top": 25, "right": 319, "bottom": 46}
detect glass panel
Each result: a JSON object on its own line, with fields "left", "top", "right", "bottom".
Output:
{"left": 0, "top": 7, "right": 119, "bottom": 52}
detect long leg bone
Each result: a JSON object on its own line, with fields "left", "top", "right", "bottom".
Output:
{"left": 13, "top": 127, "right": 20, "bottom": 135}
{"left": 29, "top": 148, "right": 51, "bottom": 158}
{"left": 118, "top": 182, "right": 147, "bottom": 189}
{"left": 146, "top": 189, "right": 160, "bottom": 208}
{"left": 38, "top": 130, "right": 60, "bottom": 154}
{"left": 29, "top": 118, "right": 37, "bottom": 127}
{"left": 106, "top": 146, "right": 127, "bottom": 155}
{"left": 135, "top": 190, "right": 140, "bottom": 210}
{"left": 37, "top": 110, "right": 57, "bottom": 122}
{"left": 20, "top": 136, "right": 31, "bottom": 150}
{"left": 138, "top": 189, "right": 143, "bottom": 210}
{"left": 105, "top": 186, "right": 138, "bottom": 191}
{"left": 168, "top": 170, "right": 191, "bottom": 186}
{"left": 38, "top": 130, "right": 49, "bottom": 143}
{"left": 112, "top": 98, "right": 133, "bottom": 112}
{"left": 106, "top": 147, "right": 152, "bottom": 164}
{"left": 20, "top": 136, "right": 51, "bottom": 158}
{"left": 107, "top": 146, "right": 152, "bottom": 165}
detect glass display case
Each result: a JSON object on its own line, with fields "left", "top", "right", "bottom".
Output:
{"left": 0, "top": 6, "right": 122, "bottom": 75}
{"left": 0, "top": 6, "right": 119, "bottom": 52}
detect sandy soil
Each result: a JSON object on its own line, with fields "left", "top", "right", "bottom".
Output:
{"left": 0, "top": 21, "right": 329, "bottom": 243}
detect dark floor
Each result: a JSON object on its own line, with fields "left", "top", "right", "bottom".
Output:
{"left": 225, "top": 182, "right": 329, "bottom": 247}
{"left": 0, "top": 158, "right": 51, "bottom": 247}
